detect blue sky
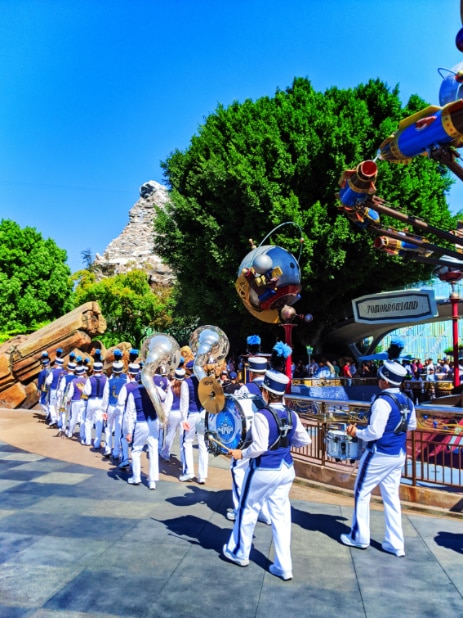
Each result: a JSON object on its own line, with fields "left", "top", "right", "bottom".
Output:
{"left": 2, "top": 0, "right": 463, "bottom": 273}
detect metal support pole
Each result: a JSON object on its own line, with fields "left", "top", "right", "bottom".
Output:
{"left": 279, "top": 323, "right": 296, "bottom": 393}
{"left": 451, "top": 286, "right": 460, "bottom": 387}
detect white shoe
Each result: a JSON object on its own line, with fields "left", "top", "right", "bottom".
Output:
{"left": 340, "top": 533, "right": 368, "bottom": 550}
{"left": 222, "top": 545, "right": 249, "bottom": 567}
{"left": 179, "top": 474, "right": 195, "bottom": 482}
{"left": 197, "top": 478, "right": 206, "bottom": 485}
{"left": 149, "top": 481, "right": 156, "bottom": 490}
{"left": 127, "top": 477, "right": 140, "bottom": 485}
{"left": 269, "top": 564, "right": 293, "bottom": 581}
{"left": 66, "top": 431, "right": 72, "bottom": 438}
{"left": 226, "top": 509, "right": 236, "bottom": 521}
{"left": 382, "top": 542, "right": 405, "bottom": 557}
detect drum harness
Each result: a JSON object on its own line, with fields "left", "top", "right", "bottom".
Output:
{"left": 264, "top": 405, "right": 294, "bottom": 450}
{"left": 371, "top": 392, "right": 413, "bottom": 435}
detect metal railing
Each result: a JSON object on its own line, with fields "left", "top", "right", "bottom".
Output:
{"left": 286, "top": 393, "right": 463, "bottom": 490}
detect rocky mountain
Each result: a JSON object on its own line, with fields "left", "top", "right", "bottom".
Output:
{"left": 93, "top": 181, "right": 175, "bottom": 286}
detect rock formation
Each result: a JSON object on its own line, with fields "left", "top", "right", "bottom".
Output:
{"left": 93, "top": 180, "right": 175, "bottom": 286}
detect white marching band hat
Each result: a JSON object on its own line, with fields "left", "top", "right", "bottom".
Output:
{"left": 262, "top": 369, "right": 290, "bottom": 395}
{"left": 248, "top": 356, "right": 267, "bottom": 373}
{"left": 175, "top": 368, "right": 186, "bottom": 380}
{"left": 378, "top": 360, "right": 407, "bottom": 386}
{"left": 128, "top": 362, "right": 140, "bottom": 375}
{"left": 112, "top": 361, "right": 124, "bottom": 373}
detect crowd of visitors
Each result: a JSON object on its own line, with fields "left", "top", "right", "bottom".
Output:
{"left": 288, "top": 355, "right": 460, "bottom": 383}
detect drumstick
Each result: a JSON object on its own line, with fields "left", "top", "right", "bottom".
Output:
{"left": 204, "top": 432, "right": 230, "bottom": 454}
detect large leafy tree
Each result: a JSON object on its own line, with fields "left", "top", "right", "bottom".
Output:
{"left": 154, "top": 78, "right": 459, "bottom": 354}
{"left": 0, "top": 219, "right": 73, "bottom": 331}
{"left": 73, "top": 269, "right": 174, "bottom": 348}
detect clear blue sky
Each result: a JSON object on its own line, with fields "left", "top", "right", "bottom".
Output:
{"left": 2, "top": 0, "right": 463, "bottom": 273}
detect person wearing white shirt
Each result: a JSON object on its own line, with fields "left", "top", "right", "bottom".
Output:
{"left": 341, "top": 360, "right": 416, "bottom": 557}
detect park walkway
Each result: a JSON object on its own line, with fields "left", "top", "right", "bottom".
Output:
{"left": 0, "top": 408, "right": 462, "bottom": 617}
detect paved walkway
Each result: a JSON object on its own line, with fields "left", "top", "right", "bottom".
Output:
{"left": 0, "top": 409, "right": 462, "bottom": 617}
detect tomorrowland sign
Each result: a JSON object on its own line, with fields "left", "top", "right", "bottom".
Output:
{"left": 352, "top": 289, "right": 438, "bottom": 324}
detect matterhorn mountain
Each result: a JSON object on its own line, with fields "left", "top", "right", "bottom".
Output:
{"left": 93, "top": 181, "right": 175, "bottom": 286}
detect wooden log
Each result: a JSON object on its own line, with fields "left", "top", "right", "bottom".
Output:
{"left": 0, "top": 381, "right": 27, "bottom": 409}
{"left": 0, "top": 353, "right": 12, "bottom": 386}
{"left": 12, "top": 331, "right": 92, "bottom": 383}
{"left": 22, "top": 382, "right": 39, "bottom": 409}
{"left": 0, "top": 335, "right": 28, "bottom": 355}
{"left": 9, "top": 302, "right": 106, "bottom": 364}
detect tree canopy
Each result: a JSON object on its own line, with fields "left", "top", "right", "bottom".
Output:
{"left": 154, "top": 77, "right": 460, "bottom": 354}
{"left": 0, "top": 219, "right": 73, "bottom": 331}
{"left": 73, "top": 269, "right": 174, "bottom": 348}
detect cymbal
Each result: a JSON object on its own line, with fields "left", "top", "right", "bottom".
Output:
{"left": 198, "top": 377, "right": 225, "bottom": 414}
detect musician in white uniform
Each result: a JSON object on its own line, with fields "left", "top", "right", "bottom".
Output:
{"left": 340, "top": 360, "right": 416, "bottom": 557}
{"left": 227, "top": 357, "right": 271, "bottom": 524}
{"left": 222, "top": 369, "right": 311, "bottom": 581}
{"left": 160, "top": 368, "right": 189, "bottom": 461}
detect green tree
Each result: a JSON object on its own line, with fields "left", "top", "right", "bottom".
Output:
{"left": 73, "top": 269, "right": 174, "bottom": 347}
{"left": 154, "top": 78, "right": 460, "bottom": 353}
{"left": 0, "top": 219, "right": 73, "bottom": 331}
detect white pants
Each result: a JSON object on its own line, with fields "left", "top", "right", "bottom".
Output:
{"left": 181, "top": 411, "right": 208, "bottom": 480}
{"left": 350, "top": 448, "right": 406, "bottom": 552}
{"left": 161, "top": 409, "right": 183, "bottom": 459}
{"left": 67, "top": 400, "right": 83, "bottom": 438}
{"left": 39, "top": 396, "right": 48, "bottom": 417}
{"left": 84, "top": 398, "right": 104, "bottom": 447}
{"left": 58, "top": 401, "right": 68, "bottom": 431}
{"left": 131, "top": 418, "right": 160, "bottom": 483}
{"left": 105, "top": 404, "right": 123, "bottom": 456}
{"left": 48, "top": 389, "right": 59, "bottom": 423}
{"left": 79, "top": 403, "right": 87, "bottom": 441}
{"left": 225, "top": 462, "right": 295, "bottom": 572}
{"left": 230, "top": 457, "right": 270, "bottom": 522}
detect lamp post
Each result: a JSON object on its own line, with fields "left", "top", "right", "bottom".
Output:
{"left": 306, "top": 345, "right": 313, "bottom": 369}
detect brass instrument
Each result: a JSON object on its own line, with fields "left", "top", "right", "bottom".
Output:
{"left": 189, "top": 325, "right": 229, "bottom": 413}
{"left": 140, "top": 333, "right": 181, "bottom": 425}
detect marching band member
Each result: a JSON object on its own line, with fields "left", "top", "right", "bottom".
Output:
{"left": 226, "top": 357, "right": 271, "bottom": 524}
{"left": 245, "top": 356, "right": 267, "bottom": 395}
{"left": 179, "top": 360, "right": 208, "bottom": 484}
{"left": 56, "top": 361, "right": 76, "bottom": 433}
{"left": 102, "top": 360, "right": 127, "bottom": 459}
{"left": 36, "top": 352, "right": 51, "bottom": 419}
{"left": 82, "top": 361, "right": 108, "bottom": 449}
{"left": 160, "top": 368, "right": 189, "bottom": 462}
{"left": 222, "top": 369, "right": 311, "bottom": 580}
{"left": 123, "top": 369, "right": 163, "bottom": 489}
{"left": 66, "top": 365, "right": 87, "bottom": 439}
{"left": 117, "top": 363, "right": 140, "bottom": 469}
{"left": 341, "top": 360, "right": 416, "bottom": 557}
{"left": 45, "top": 356, "right": 65, "bottom": 428}
{"left": 153, "top": 366, "right": 172, "bottom": 453}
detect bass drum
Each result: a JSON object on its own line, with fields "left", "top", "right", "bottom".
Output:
{"left": 205, "top": 393, "right": 266, "bottom": 455}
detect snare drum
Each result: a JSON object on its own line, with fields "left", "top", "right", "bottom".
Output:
{"left": 205, "top": 394, "right": 266, "bottom": 454}
{"left": 325, "top": 429, "right": 362, "bottom": 462}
